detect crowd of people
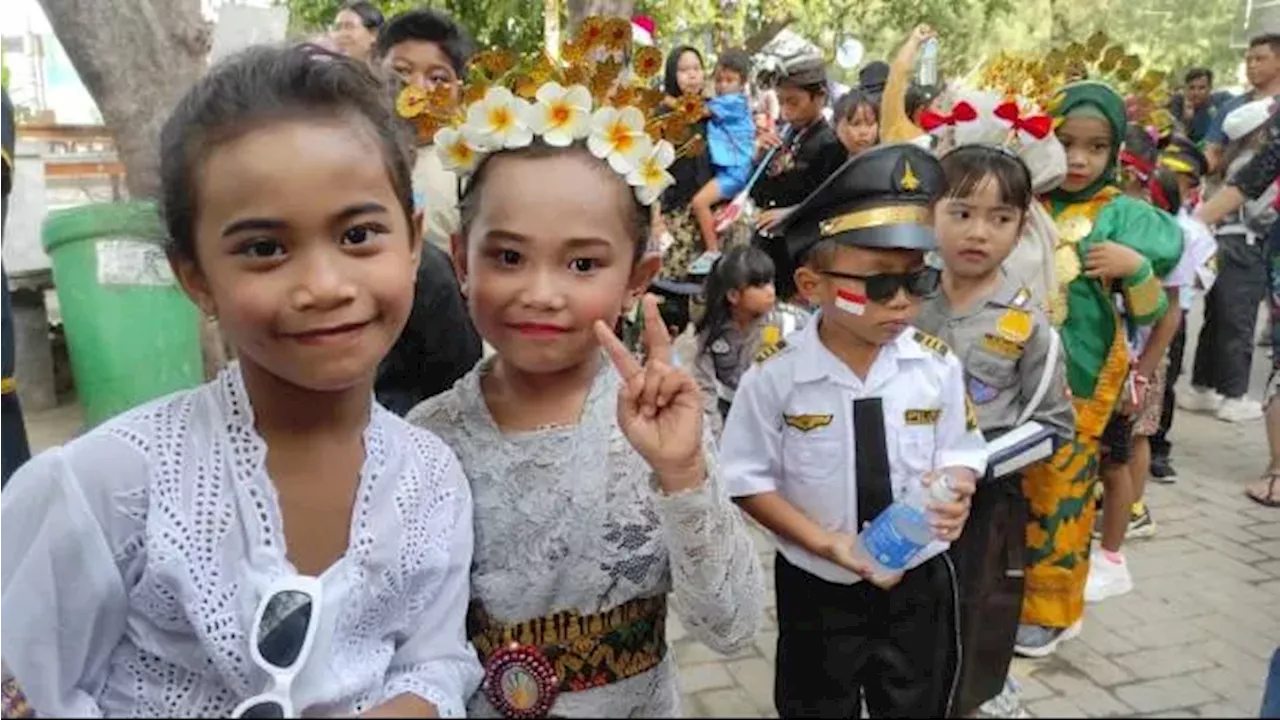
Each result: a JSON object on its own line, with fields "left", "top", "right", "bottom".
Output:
{"left": 0, "top": 2, "right": 1278, "bottom": 719}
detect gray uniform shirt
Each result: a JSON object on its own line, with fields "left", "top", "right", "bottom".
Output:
{"left": 915, "top": 273, "right": 1075, "bottom": 444}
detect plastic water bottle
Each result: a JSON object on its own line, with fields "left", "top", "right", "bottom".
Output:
{"left": 855, "top": 472, "right": 957, "bottom": 575}
{"left": 917, "top": 38, "right": 939, "bottom": 87}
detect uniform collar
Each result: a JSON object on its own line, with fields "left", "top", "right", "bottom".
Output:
{"left": 938, "top": 270, "right": 1028, "bottom": 320}
{"left": 793, "top": 314, "right": 924, "bottom": 387}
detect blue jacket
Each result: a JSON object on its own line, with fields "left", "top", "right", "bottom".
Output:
{"left": 707, "top": 93, "right": 755, "bottom": 173}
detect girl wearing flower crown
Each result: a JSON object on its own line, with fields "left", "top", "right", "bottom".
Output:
{"left": 402, "top": 22, "right": 765, "bottom": 717}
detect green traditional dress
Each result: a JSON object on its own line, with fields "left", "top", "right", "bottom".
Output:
{"left": 1021, "top": 82, "right": 1182, "bottom": 631}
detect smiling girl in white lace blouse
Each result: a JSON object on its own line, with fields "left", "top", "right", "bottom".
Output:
{"left": 0, "top": 45, "right": 481, "bottom": 718}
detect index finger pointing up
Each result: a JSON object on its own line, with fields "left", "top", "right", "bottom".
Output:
{"left": 594, "top": 319, "right": 644, "bottom": 381}
{"left": 640, "top": 294, "right": 673, "bottom": 365}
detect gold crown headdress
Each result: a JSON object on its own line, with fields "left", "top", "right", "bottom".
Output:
{"left": 976, "top": 31, "right": 1174, "bottom": 134}
{"left": 395, "top": 16, "right": 708, "bottom": 206}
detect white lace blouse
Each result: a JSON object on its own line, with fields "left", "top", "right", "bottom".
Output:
{"left": 408, "top": 355, "right": 766, "bottom": 718}
{"left": 0, "top": 365, "right": 483, "bottom": 718}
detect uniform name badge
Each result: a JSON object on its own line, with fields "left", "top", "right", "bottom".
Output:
{"left": 996, "top": 309, "right": 1033, "bottom": 344}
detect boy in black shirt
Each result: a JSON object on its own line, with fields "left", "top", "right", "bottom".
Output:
{"left": 751, "top": 56, "right": 846, "bottom": 301}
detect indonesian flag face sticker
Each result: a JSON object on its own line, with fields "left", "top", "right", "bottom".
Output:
{"left": 835, "top": 287, "right": 868, "bottom": 316}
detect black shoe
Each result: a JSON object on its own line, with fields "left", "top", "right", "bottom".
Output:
{"left": 1150, "top": 454, "right": 1177, "bottom": 483}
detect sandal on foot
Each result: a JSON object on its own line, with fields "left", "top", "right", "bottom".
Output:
{"left": 1246, "top": 473, "right": 1280, "bottom": 508}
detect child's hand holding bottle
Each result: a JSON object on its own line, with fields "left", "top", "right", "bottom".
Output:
{"left": 595, "top": 295, "right": 707, "bottom": 494}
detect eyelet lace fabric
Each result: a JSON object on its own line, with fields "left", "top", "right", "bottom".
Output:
{"left": 408, "top": 355, "right": 765, "bottom": 717}
{"left": 0, "top": 365, "right": 482, "bottom": 718}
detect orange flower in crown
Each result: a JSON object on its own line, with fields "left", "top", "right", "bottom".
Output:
{"left": 393, "top": 15, "right": 706, "bottom": 206}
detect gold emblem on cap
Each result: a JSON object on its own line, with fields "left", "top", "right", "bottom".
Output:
{"left": 819, "top": 206, "right": 932, "bottom": 237}
{"left": 900, "top": 162, "right": 920, "bottom": 191}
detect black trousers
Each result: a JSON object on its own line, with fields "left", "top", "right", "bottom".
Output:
{"left": 948, "top": 474, "right": 1027, "bottom": 716}
{"left": 774, "top": 553, "right": 959, "bottom": 719}
{"left": 1151, "top": 310, "right": 1188, "bottom": 459}
{"left": 1192, "top": 234, "right": 1267, "bottom": 399}
{"left": 755, "top": 232, "right": 798, "bottom": 303}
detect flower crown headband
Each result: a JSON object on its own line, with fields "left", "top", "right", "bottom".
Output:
{"left": 395, "top": 16, "right": 709, "bottom": 206}
{"left": 976, "top": 31, "right": 1172, "bottom": 132}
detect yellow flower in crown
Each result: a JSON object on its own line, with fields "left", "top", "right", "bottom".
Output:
{"left": 463, "top": 86, "right": 534, "bottom": 151}
{"left": 588, "top": 105, "right": 651, "bottom": 174}
{"left": 632, "top": 47, "right": 663, "bottom": 79}
{"left": 528, "top": 82, "right": 592, "bottom": 147}
{"left": 435, "top": 126, "right": 480, "bottom": 173}
{"left": 626, "top": 139, "right": 676, "bottom": 205}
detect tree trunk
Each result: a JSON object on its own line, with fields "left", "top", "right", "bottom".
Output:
{"left": 565, "top": 0, "right": 635, "bottom": 32}
{"left": 37, "top": 0, "right": 211, "bottom": 200}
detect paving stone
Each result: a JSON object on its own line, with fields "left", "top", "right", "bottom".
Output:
{"left": 1113, "top": 677, "right": 1218, "bottom": 714}
{"left": 1193, "top": 666, "right": 1265, "bottom": 702}
{"left": 1079, "top": 620, "right": 1141, "bottom": 655}
{"left": 1254, "top": 559, "right": 1280, "bottom": 578}
{"left": 673, "top": 637, "right": 759, "bottom": 666}
{"left": 692, "top": 687, "right": 765, "bottom": 718}
{"left": 667, "top": 614, "right": 688, "bottom": 643}
{"left": 1111, "top": 647, "right": 1217, "bottom": 681}
{"left": 1053, "top": 640, "right": 1135, "bottom": 687}
{"left": 1194, "top": 700, "right": 1258, "bottom": 717}
{"left": 726, "top": 657, "right": 776, "bottom": 713}
{"left": 1189, "top": 531, "right": 1269, "bottom": 563}
{"left": 1026, "top": 696, "right": 1088, "bottom": 718}
{"left": 1247, "top": 521, "right": 1280, "bottom": 539}
{"left": 678, "top": 662, "right": 736, "bottom": 694}
{"left": 1115, "top": 618, "right": 1212, "bottom": 651}
{"left": 1191, "top": 614, "right": 1280, "bottom": 661}
{"left": 1012, "top": 673, "right": 1055, "bottom": 702}
{"left": 1255, "top": 540, "right": 1280, "bottom": 559}
{"left": 754, "top": 630, "right": 778, "bottom": 662}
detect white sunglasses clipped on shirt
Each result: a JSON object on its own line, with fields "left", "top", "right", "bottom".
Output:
{"left": 232, "top": 575, "right": 323, "bottom": 719}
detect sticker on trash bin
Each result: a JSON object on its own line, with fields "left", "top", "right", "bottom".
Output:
{"left": 96, "top": 239, "right": 176, "bottom": 287}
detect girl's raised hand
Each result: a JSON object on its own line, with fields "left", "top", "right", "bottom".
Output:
{"left": 593, "top": 295, "right": 706, "bottom": 493}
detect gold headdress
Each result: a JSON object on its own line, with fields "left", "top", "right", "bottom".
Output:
{"left": 976, "top": 31, "right": 1174, "bottom": 134}
{"left": 395, "top": 16, "right": 708, "bottom": 205}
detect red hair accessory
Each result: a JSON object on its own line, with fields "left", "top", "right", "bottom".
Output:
{"left": 993, "top": 101, "right": 1052, "bottom": 139}
{"left": 919, "top": 101, "right": 978, "bottom": 131}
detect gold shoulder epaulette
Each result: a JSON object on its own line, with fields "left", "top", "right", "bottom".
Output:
{"left": 755, "top": 339, "right": 787, "bottom": 363}
{"left": 912, "top": 330, "right": 949, "bottom": 358}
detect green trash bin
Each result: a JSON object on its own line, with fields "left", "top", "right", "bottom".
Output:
{"left": 42, "top": 201, "right": 203, "bottom": 427}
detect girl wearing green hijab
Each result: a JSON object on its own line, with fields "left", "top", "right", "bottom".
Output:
{"left": 1015, "top": 81, "right": 1183, "bottom": 659}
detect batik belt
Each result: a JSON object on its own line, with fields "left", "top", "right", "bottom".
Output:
{"left": 468, "top": 595, "right": 667, "bottom": 719}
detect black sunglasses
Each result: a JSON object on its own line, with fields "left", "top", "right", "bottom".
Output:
{"left": 819, "top": 267, "right": 940, "bottom": 302}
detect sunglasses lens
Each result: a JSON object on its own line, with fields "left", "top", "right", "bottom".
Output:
{"left": 909, "top": 268, "right": 941, "bottom": 297}
{"left": 257, "top": 590, "right": 314, "bottom": 670}
{"left": 863, "top": 275, "right": 900, "bottom": 303}
{"left": 239, "top": 700, "right": 287, "bottom": 719}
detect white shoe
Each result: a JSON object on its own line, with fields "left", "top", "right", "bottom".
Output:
{"left": 1216, "top": 397, "right": 1264, "bottom": 423}
{"left": 1178, "top": 386, "right": 1223, "bottom": 413}
{"left": 1085, "top": 553, "right": 1133, "bottom": 603}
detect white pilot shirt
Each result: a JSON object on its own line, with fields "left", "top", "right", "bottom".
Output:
{"left": 722, "top": 317, "right": 989, "bottom": 584}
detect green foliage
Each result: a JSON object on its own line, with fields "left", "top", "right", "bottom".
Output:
{"left": 286, "top": 0, "right": 1245, "bottom": 91}
{"left": 284, "top": 0, "right": 550, "bottom": 55}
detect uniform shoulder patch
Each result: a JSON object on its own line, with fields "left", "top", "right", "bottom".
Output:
{"left": 912, "top": 330, "right": 949, "bottom": 358}
{"left": 755, "top": 338, "right": 787, "bottom": 363}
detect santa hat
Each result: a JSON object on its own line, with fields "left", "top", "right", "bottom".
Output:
{"left": 632, "top": 15, "right": 656, "bottom": 47}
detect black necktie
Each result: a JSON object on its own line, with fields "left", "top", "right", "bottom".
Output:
{"left": 853, "top": 398, "right": 893, "bottom": 527}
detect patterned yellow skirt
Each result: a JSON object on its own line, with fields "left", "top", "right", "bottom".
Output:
{"left": 1021, "top": 324, "right": 1128, "bottom": 630}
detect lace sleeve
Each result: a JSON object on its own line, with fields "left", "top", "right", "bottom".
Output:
{"left": 380, "top": 450, "right": 483, "bottom": 718}
{"left": 653, "top": 431, "right": 765, "bottom": 654}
